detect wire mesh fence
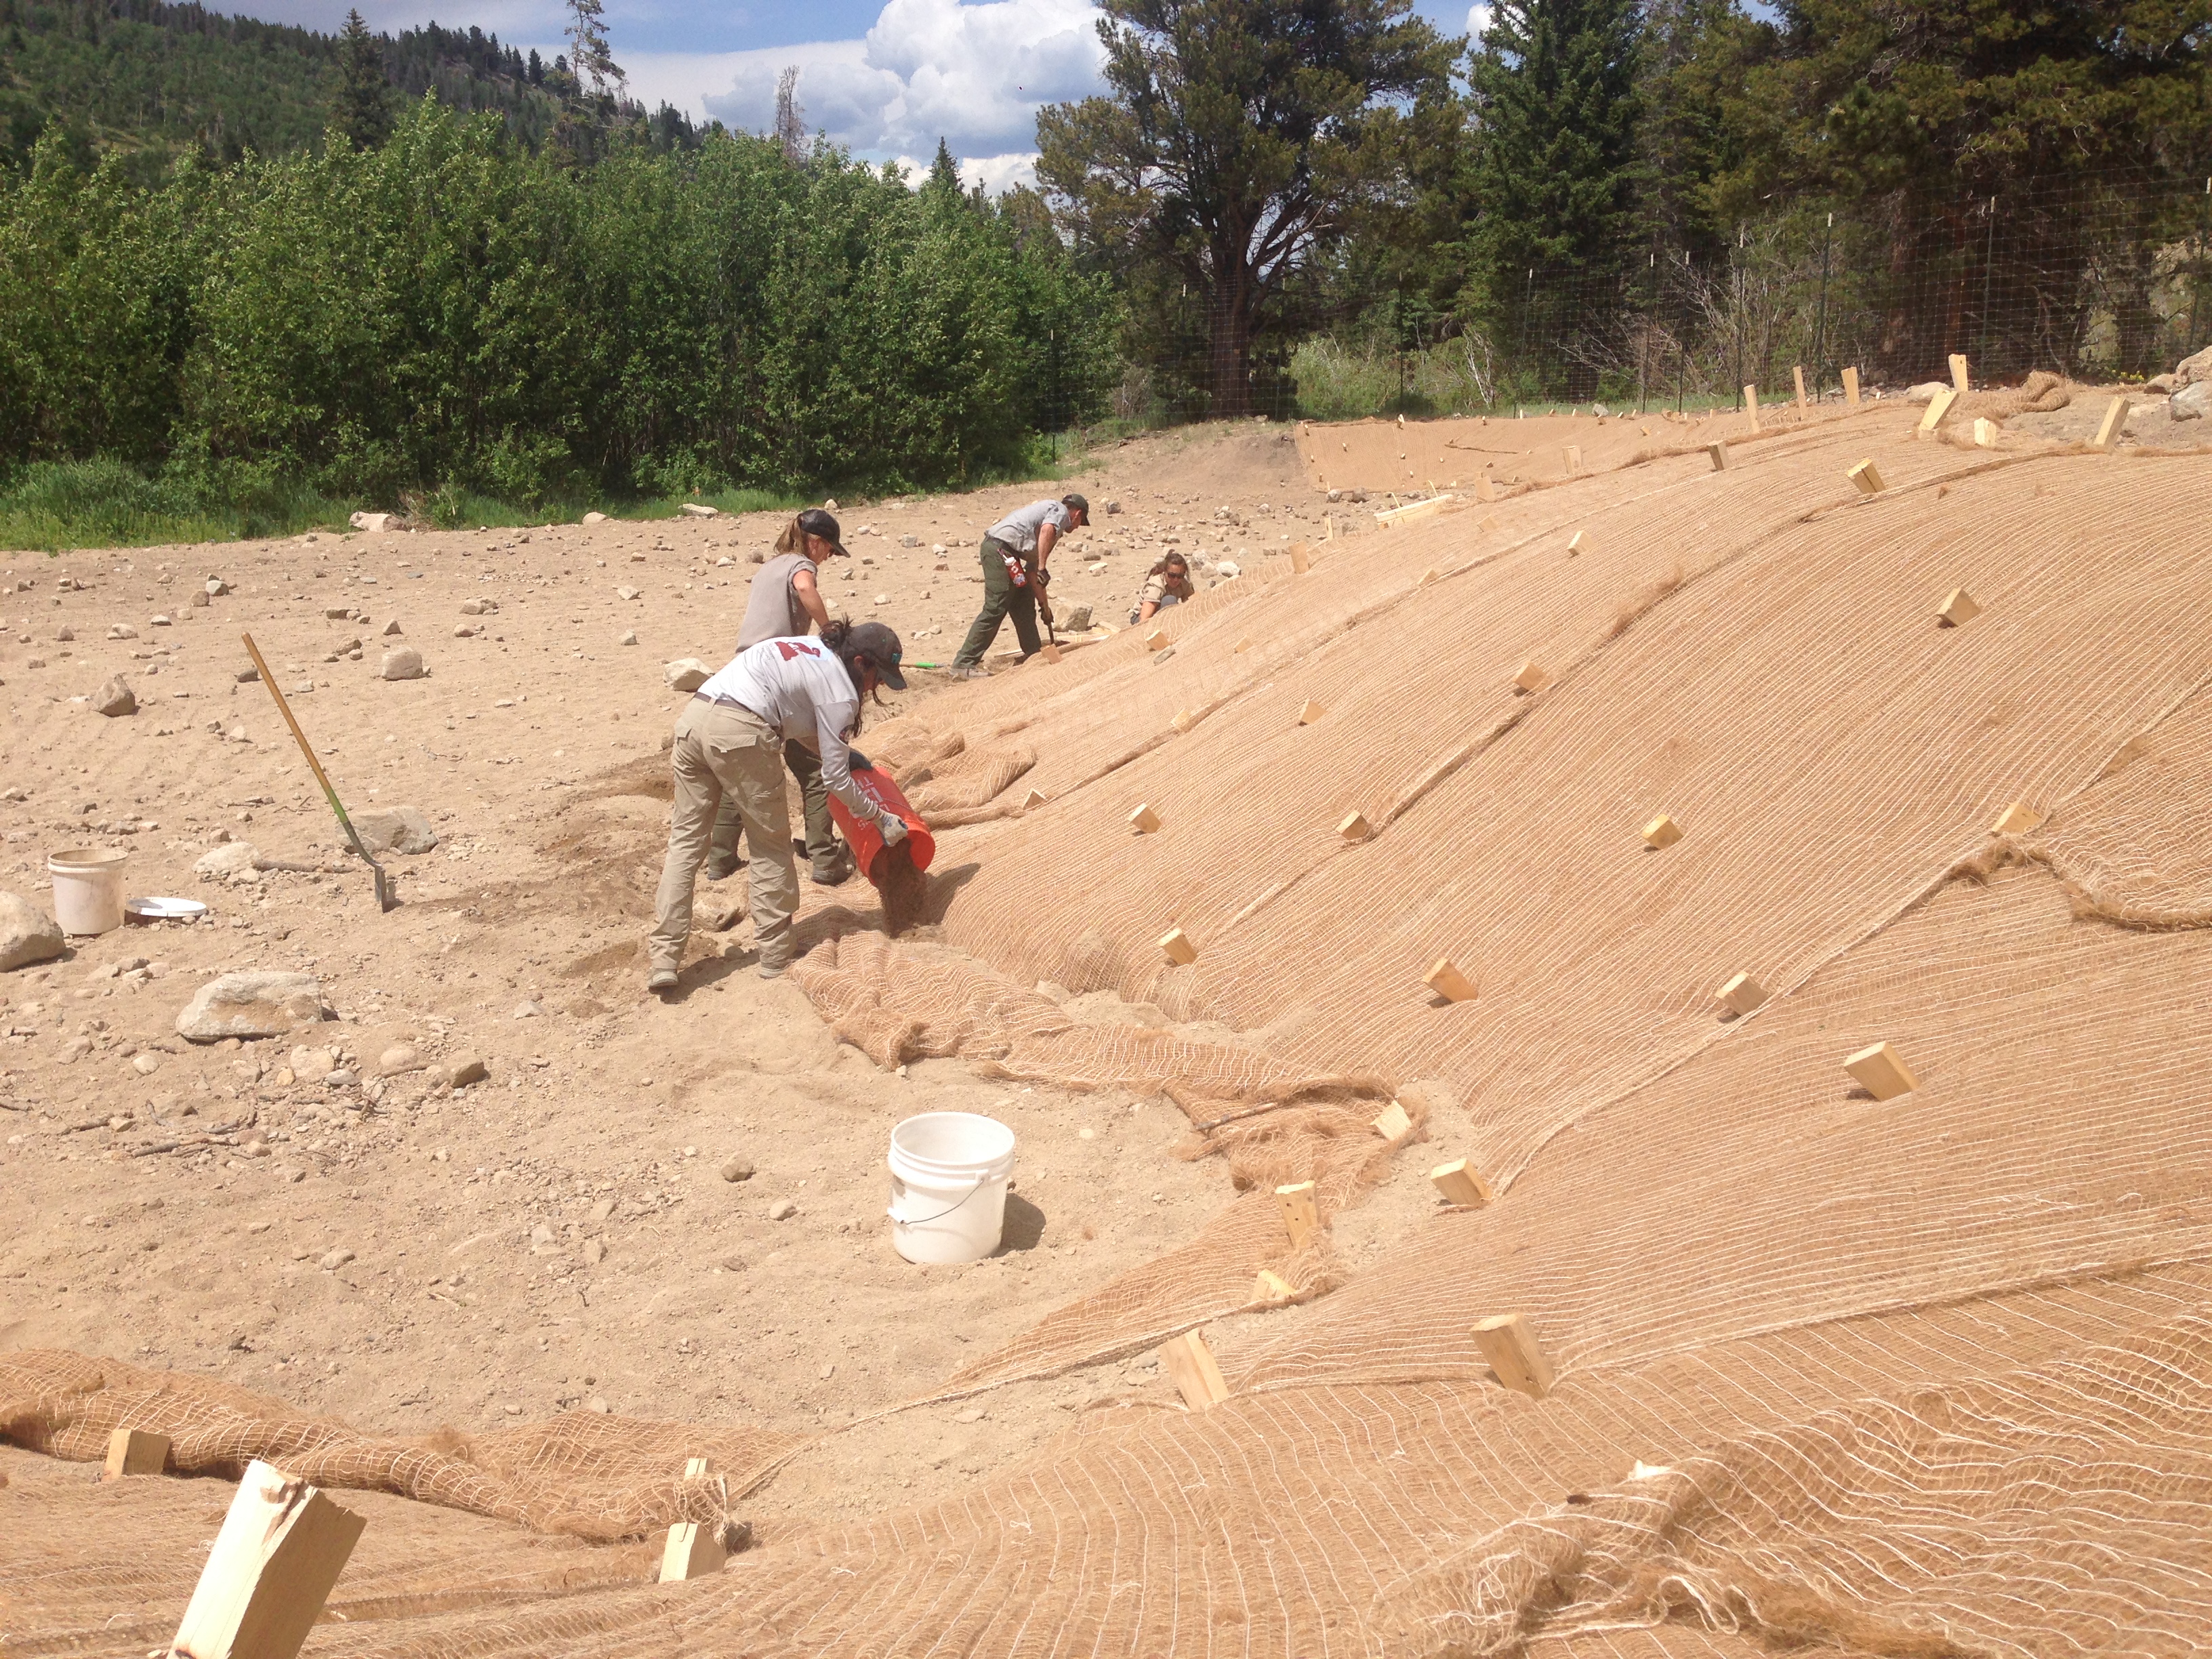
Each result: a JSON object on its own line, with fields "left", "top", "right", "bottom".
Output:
{"left": 1054, "top": 165, "right": 2212, "bottom": 435}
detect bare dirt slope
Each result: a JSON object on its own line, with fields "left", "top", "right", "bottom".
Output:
{"left": 7, "top": 398, "right": 2212, "bottom": 1658}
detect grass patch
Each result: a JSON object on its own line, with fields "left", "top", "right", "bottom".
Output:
{"left": 0, "top": 459, "right": 348, "bottom": 552}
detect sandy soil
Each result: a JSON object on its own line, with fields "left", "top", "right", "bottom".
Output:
{"left": 0, "top": 422, "right": 1349, "bottom": 1527}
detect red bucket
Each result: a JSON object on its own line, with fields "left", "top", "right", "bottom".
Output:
{"left": 828, "top": 764, "right": 936, "bottom": 886}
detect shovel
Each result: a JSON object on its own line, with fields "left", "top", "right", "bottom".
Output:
{"left": 240, "top": 633, "right": 396, "bottom": 912}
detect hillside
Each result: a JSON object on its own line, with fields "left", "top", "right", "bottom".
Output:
{"left": 3, "top": 393, "right": 2212, "bottom": 1655}
{"left": 0, "top": 0, "right": 575, "bottom": 167}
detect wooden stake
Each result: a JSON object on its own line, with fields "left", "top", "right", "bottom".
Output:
{"left": 660, "top": 1521, "right": 727, "bottom": 1582}
{"left": 1336, "top": 810, "right": 1372, "bottom": 841}
{"left": 1171, "top": 709, "right": 1195, "bottom": 733}
{"left": 1429, "top": 1158, "right": 1492, "bottom": 1207}
{"left": 1473, "top": 1313, "right": 1555, "bottom": 1399}
{"left": 1424, "top": 958, "right": 1478, "bottom": 1002}
{"left": 1844, "top": 1041, "right": 1921, "bottom": 1100}
{"left": 1418, "top": 567, "right": 1440, "bottom": 584}
{"left": 1234, "top": 638, "right": 1252, "bottom": 653}
{"left": 1513, "top": 660, "right": 1549, "bottom": 693}
{"left": 1128, "top": 803, "right": 1162, "bottom": 834}
{"left": 1842, "top": 366, "right": 1861, "bottom": 409}
{"left": 1158, "top": 1329, "right": 1231, "bottom": 1412}
{"left": 1290, "top": 541, "right": 1312, "bottom": 574}
{"left": 1565, "top": 531, "right": 1584, "bottom": 556}
{"left": 1296, "top": 699, "right": 1326, "bottom": 725}
{"left": 1991, "top": 800, "right": 2043, "bottom": 835}
{"left": 1716, "top": 972, "right": 1767, "bottom": 1017}
{"left": 1252, "top": 1269, "right": 1297, "bottom": 1305}
{"left": 1918, "top": 386, "right": 1958, "bottom": 433}
{"left": 1562, "top": 443, "right": 1580, "bottom": 473}
{"left": 1793, "top": 365, "right": 1807, "bottom": 408}
{"left": 1275, "top": 1181, "right": 1319, "bottom": 1247}
{"left": 2093, "top": 396, "right": 2132, "bottom": 450}
{"left": 1145, "top": 628, "right": 1169, "bottom": 652}
{"left": 1948, "top": 352, "right": 1969, "bottom": 393}
{"left": 1937, "top": 588, "right": 1980, "bottom": 627}
{"left": 1021, "top": 787, "right": 1047, "bottom": 810}
{"left": 1972, "top": 417, "right": 1997, "bottom": 448}
{"left": 1376, "top": 495, "right": 1454, "bottom": 529}
{"left": 1372, "top": 1101, "right": 1414, "bottom": 1144}
{"left": 1847, "top": 459, "right": 1885, "bottom": 495}
{"left": 169, "top": 1459, "right": 365, "bottom": 1659}
{"left": 1743, "top": 384, "right": 1760, "bottom": 430}
{"left": 1473, "top": 471, "right": 1495, "bottom": 503}
{"left": 1158, "top": 927, "right": 1197, "bottom": 966}
{"left": 1641, "top": 813, "right": 1684, "bottom": 850}
{"left": 682, "top": 1457, "right": 713, "bottom": 1478}
{"left": 104, "top": 1427, "right": 171, "bottom": 1479}
{"left": 1706, "top": 441, "right": 1730, "bottom": 472}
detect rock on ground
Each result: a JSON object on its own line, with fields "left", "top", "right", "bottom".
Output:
{"left": 94, "top": 676, "right": 136, "bottom": 716}
{"left": 665, "top": 658, "right": 712, "bottom": 693}
{"left": 0, "top": 891, "right": 65, "bottom": 970}
{"left": 380, "top": 647, "right": 426, "bottom": 682}
{"left": 175, "top": 971, "right": 333, "bottom": 1042}
{"left": 2171, "top": 382, "right": 2212, "bottom": 422}
{"left": 352, "top": 806, "right": 438, "bottom": 855}
{"left": 193, "top": 842, "right": 262, "bottom": 884}
{"left": 2175, "top": 344, "right": 2212, "bottom": 390}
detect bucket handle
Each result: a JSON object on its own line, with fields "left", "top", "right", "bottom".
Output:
{"left": 887, "top": 1172, "right": 989, "bottom": 1228}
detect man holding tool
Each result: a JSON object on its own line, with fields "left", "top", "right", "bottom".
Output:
{"left": 649, "top": 619, "right": 910, "bottom": 991}
{"left": 945, "top": 493, "right": 1087, "bottom": 679}
{"left": 707, "top": 507, "right": 853, "bottom": 886}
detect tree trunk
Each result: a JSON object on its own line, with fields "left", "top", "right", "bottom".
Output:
{"left": 1207, "top": 260, "right": 1253, "bottom": 417}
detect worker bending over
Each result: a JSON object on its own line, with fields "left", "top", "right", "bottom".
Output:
{"left": 946, "top": 493, "right": 1088, "bottom": 678}
{"left": 709, "top": 508, "right": 852, "bottom": 885}
{"left": 1130, "top": 553, "right": 1194, "bottom": 625}
{"left": 649, "top": 619, "right": 908, "bottom": 990}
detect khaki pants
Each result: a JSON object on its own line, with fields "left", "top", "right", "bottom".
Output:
{"left": 709, "top": 738, "right": 834, "bottom": 873}
{"left": 649, "top": 699, "right": 798, "bottom": 974}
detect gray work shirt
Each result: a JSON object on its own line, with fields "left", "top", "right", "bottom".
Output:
{"left": 985, "top": 499, "right": 1074, "bottom": 555}
{"left": 738, "top": 552, "right": 819, "bottom": 650}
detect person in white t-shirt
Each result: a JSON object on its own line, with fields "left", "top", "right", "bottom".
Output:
{"left": 647, "top": 619, "right": 909, "bottom": 990}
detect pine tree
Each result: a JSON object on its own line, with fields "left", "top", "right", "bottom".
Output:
{"left": 1466, "top": 0, "right": 1643, "bottom": 395}
{"left": 565, "top": 0, "right": 624, "bottom": 96}
{"left": 333, "top": 7, "right": 391, "bottom": 149}
{"left": 924, "top": 138, "right": 961, "bottom": 201}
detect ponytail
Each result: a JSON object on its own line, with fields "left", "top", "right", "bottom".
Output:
{"left": 774, "top": 514, "right": 806, "bottom": 556}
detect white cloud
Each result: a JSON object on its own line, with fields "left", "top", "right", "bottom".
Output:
{"left": 1466, "top": 4, "right": 1492, "bottom": 41}
{"left": 887, "top": 150, "right": 1043, "bottom": 193}
{"left": 699, "top": 0, "right": 1104, "bottom": 168}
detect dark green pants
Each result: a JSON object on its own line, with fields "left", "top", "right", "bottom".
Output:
{"left": 710, "top": 739, "right": 834, "bottom": 874}
{"left": 953, "top": 536, "right": 1041, "bottom": 667}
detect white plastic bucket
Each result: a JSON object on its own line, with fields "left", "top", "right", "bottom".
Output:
{"left": 887, "top": 1111, "right": 1017, "bottom": 1265}
{"left": 48, "top": 847, "right": 128, "bottom": 935}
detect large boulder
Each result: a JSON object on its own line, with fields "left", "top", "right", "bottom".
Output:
{"left": 94, "top": 675, "right": 136, "bottom": 717}
{"left": 665, "top": 658, "right": 712, "bottom": 693}
{"left": 2174, "top": 344, "right": 2212, "bottom": 390}
{"left": 2169, "top": 380, "right": 2212, "bottom": 422}
{"left": 176, "top": 971, "right": 332, "bottom": 1042}
{"left": 349, "top": 511, "right": 394, "bottom": 533}
{"left": 380, "top": 646, "right": 425, "bottom": 681}
{"left": 352, "top": 806, "right": 438, "bottom": 855}
{"left": 0, "top": 891, "right": 65, "bottom": 970}
{"left": 1904, "top": 381, "right": 1948, "bottom": 404}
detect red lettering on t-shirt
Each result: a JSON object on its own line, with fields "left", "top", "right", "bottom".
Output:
{"left": 773, "top": 640, "right": 821, "bottom": 660}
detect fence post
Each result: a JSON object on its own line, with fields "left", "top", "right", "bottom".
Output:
{"left": 1813, "top": 211, "right": 1833, "bottom": 403}
{"left": 1977, "top": 195, "right": 1997, "bottom": 377}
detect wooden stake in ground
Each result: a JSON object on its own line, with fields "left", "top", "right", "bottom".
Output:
{"left": 1793, "top": 365, "right": 1807, "bottom": 408}
{"left": 1425, "top": 958, "right": 1478, "bottom": 1002}
{"left": 1715, "top": 972, "right": 1767, "bottom": 1017}
{"left": 1158, "top": 927, "right": 1197, "bottom": 966}
{"left": 1937, "top": 589, "right": 1980, "bottom": 627}
{"left": 1128, "top": 804, "right": 1162, "bottom": 834}
{"left": 1743, "top": 384, "right": 1760, "bottom": 430}
{"left": 1252, "top": 1269, "right": 1297, "bottom": 1305}
{"left": 1706, "top": 441, "right": 1729, "bottom": 472}
{"left": 2093, "top": 396, "right": 2133, "bottom": 451}
{"left": 1372, "top": 1101, "right": 1414, "bottom": 1145}
{"left": 660, "top": 1522, "right": 727, "bottom": 1583}
{"left": 1290, "top": 541, "right": 1312, "bottom": 574}
{"left": 1949, "top": 352, "right": 1970, "bottom": 393}
{"left": 1275, "top": 1181, "right": 1319, "bottom": 1247}
{"left": 104, "top": 1427, "right": 170, "bottom": 1479}
{"left": 1845, "top": 1041, "right": 1921, "bottom": 1100}
{"left": 168, "top": 1459, "right": 365, "bottom": 1659}
{"left": 1847, "top": 459, "right": 1885, "bottom": 495}
{"left": 1158, "top": 1329, "right": 1231, "bottom": 1412}
{"left": 1473, "top": 1313, "right": 1555, "bottom": 1399}
{"left": 1918, "top": 386, "right": 1959, "bottom": 434}
{"left": 1991, "top": 801, "right": 2043, "bottom": 834}
{"left": 1562, "top": 443, "right": 1580, "bottom": 474}
{"left": 1336, "top": 810, "right": 1372, "bottom": 841}
{"left": 1843, "top": 367, "right": 1861, "bottom": 409}
{"left": 1429, "top": 1158, "right": 1492, "bottom": 1206}
{"left": 1641, "top": 814, "right": 1684, "bottom": 850}
{"left": 1296, "top": 699, "right": 1327, "bottom": 725}
{"left": 1513, "top": 660, "right": 1549, "bottom": 693}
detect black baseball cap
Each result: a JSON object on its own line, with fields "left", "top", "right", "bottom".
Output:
{"left": 847, "top": 621, "right": 907, "bottom": 689}
{"left": 798, "top": 506, "right": 846, "bottom": 556}
{"left": 1061, "top": 493, "right": 1090, "bottom": 522}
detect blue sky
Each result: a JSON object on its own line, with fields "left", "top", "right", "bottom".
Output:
{"left": 238, "top": 0, "right": 1488, "bottom": 189}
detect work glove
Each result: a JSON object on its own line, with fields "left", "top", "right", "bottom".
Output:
{"left": 878, "top": 815, "right": 910, "bottom": 846}
{"left": 847, "top": 748, "right": 872, "bottom": 773}
{"left": 1033, "top": 565, "right": 1051, "bottom": 588}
